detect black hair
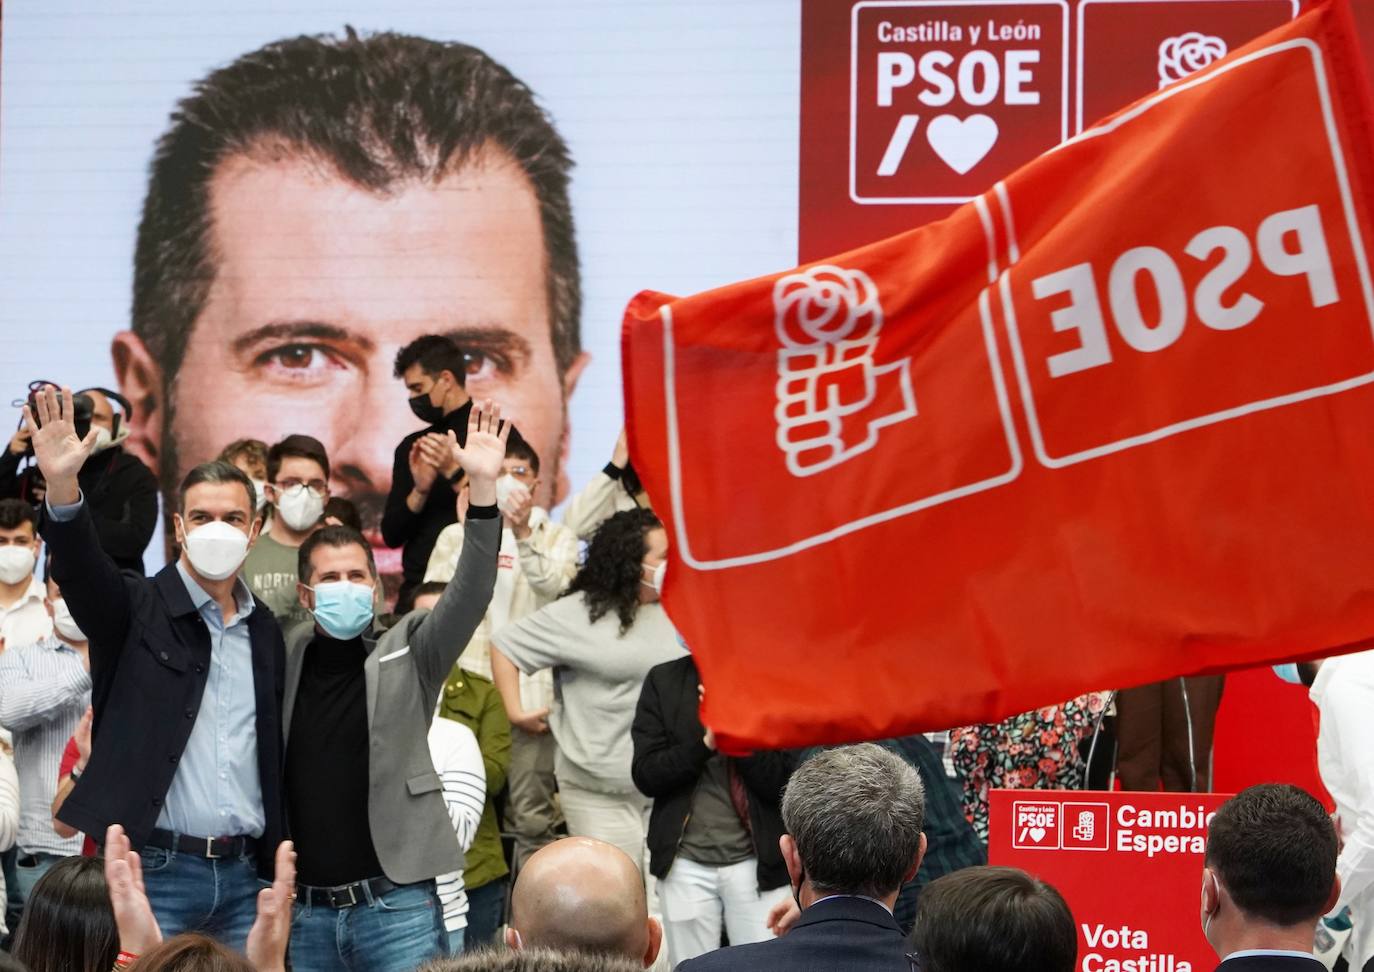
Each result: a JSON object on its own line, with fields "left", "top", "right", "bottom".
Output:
{"left": 413, "top": 580, "right": 449, "bottom": 601}
{"left": 563, "top": 508, "right": 661, "bottom": 634}
{"left": 266, "top": 433, "right": 331, "bottom": 482}
{"left": 178, "top": 460, "right": 256, "bottom": 514}
{"left": 322, "top": 496, "right": 363, "bottom": 532}
{"left": 0, "top": 498, "right": 38, "bottom": 533}
{"left": 12, "top": 856, "right": 119, "bottom": 972}
{"left": 393, "top": 334, "right": 469, "bottom": 389}
{"left": 298, "top": 524, "right": 377, "bottom": 585}
{"left": 912, "top": 866, "right": 1076, "bottom": 972}
{"left": 504, "top": 436, "right": 541, "bottom": 475}
{"left": 133, "top": 28, "right": 579, "bottom": 385}
{"left": 1205, "top": 783, "right": 1337, "bottom": 926}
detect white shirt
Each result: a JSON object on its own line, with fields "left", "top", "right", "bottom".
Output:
{"left": 1311, "top": 649, "right": 1374, "bottom": 971}
{"left": 0, "top": 576, "right": 52, "bottom": 652}
{"left": 428, "top": 716, "right": 486, "bottom": 933}
{"left": 424, "top": 509, "right": 578, "bottom": 712}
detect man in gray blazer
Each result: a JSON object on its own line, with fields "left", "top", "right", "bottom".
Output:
{"left": 282, "top": 401, "right": 511, "bottom": 972}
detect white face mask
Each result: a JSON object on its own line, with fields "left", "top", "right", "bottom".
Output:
{"left": 276, "top": 484, "right": 325, "bottom": 532}
{"left": 250, "top": 479, "right": 269, "bottom": 512}
{"left": 90, "top": 425, "right": 114, "bottom": 453}
{"left": 179, "top": 520, "right": 250, "bottom": 581}
{"left": 51, "top": 598, "right": 87, "bottom": 643}
{"left": 0, "top": 546, "right": 37, "bottom": 585}
{"left": 641, "top": 560, "right": 666, "bottom": 597}
{"left": 495, "top": 474, "right": 531, "bottom": 517}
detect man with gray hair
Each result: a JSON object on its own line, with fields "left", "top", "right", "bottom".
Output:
{"left": 678, "top": 743, "right": 926, "bottom": 972}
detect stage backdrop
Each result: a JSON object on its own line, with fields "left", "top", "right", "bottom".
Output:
{"left": 0, "top": 0, "right": 1364, "bottom": 788}
{"left": 0, "top": 0, "right": 801, "bottom": 578}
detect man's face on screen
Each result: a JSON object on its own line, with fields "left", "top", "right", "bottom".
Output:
{"left": 118, "top": 147, "right": 586, "bottom": 587}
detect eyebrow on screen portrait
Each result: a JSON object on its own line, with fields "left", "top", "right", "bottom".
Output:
{"left": 230, "top": 321, "right": 374, "bottom": 356}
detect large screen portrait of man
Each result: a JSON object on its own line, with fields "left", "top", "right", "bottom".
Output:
{"left": 110, "top": 28, "right": 586, "bottom": 588}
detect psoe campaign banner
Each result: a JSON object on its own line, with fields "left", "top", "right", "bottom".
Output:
{"left": 622, "top": 0, "right": 1374, "bottom": 752}
{"left": 990, "top": 789, "right": 1230, "bottom": 972}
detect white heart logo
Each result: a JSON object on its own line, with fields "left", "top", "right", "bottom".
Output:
{"left": 1029, "top": 826, "right": 1047, "bottom": 842}
{"left": 926, "top": 114, "right": 1000, "bottom": 175}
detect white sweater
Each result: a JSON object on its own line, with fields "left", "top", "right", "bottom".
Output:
{"left": 428, "top": 717, "right": 486, "bottom": 934}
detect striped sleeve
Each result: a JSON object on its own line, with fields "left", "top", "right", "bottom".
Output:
{"left": 429, "top": 719, "right": 486, "bottom": 852}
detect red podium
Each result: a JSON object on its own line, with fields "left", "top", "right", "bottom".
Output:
{"left": 989, "top": 790, "right": 1231, "bottom": 972}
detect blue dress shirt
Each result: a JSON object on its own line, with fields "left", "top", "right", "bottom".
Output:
{"left": 46, "top": 493, "right": 264, "bottom": 838}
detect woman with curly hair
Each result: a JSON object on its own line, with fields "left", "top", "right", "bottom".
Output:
{"left": 491, "top": 508, "right": 685, "bottom": 888}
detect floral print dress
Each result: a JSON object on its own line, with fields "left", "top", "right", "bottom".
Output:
{"left": 951, "top": 692, "right": 1111, "bottom": 842}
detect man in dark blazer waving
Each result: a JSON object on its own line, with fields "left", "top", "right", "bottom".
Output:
{"left": 678, "top": 743, "right": 926, "bottom": 972}
{"left": 27, "top": 385, "right": 285, "bottom": 949}
{"left": 1202, "top": 785, "right": 1340, "bottom": 972}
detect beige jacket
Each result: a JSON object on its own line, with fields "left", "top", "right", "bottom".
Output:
{"left": 424, "top": 508, "right": 578, "bottom": 712}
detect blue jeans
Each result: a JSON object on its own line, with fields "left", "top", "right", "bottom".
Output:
{"left": 290, "top": 880, "right": 446, "bottom": 972}
{"left": 141, "top": 845, "right": 263, "bottom": 951}
{"left": 14, "top": 852, "right": 65, "bottom": 904}
{"left": 462, "top": 877, "right": 507, "bottom": 951}
{"left": 446, "top": 926, "right": 465, "bottom": 955}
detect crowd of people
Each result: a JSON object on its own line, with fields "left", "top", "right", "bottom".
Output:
{"left": 0, "top": 331, "right": 1365, "bottom": 972}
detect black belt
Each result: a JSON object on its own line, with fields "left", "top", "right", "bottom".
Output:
{"left": 145, "top": 828, "right": 258, "bottom": 860}
{"left": 300, "top": 876, "right": 401, "bottom": 909}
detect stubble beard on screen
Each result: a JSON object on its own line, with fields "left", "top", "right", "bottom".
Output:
{"left": 157, "top": 384, "right": 572, "bottom": 610}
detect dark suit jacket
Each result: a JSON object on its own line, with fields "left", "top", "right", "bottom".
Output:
{"left": 678, "top": 896, "right": 913, "bottom": 972}
{"left": 43, "top": 501, "right": 287, "bottom": 877}
{"left": 1216, "top": 954, "right": 1326, "bottom": 972}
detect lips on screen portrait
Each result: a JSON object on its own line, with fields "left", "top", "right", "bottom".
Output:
{"left": 108, "top": 28, "right": 589, "bottom": 584}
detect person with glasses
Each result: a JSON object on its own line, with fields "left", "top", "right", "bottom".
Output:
{"left": 425, "top": 437, "right": 578, "bottom": 883}
{"left": 242, "top": 435, "right": 330, "bottom": 633}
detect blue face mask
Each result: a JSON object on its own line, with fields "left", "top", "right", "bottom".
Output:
{"left": 1273, "top": 663, "right": 1303, "bottom": 685}
{"left": 309, "top": 581, "right": 376, "bottom": 640}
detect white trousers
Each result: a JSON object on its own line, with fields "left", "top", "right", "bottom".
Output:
{"left": 557, "top": 780, "right": 657, "bottom": 914}
{"left": 659, "top": 856, "right": 792, "bottom": 966}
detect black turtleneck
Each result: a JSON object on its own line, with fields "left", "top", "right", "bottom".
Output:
{"left": 285, "top": 633, "right": 382, "bottom": 887}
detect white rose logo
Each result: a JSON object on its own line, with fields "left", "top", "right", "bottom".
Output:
{"left": 774, "top": 265, "right": 881, "bottom": 348}
{"left": 1157, "top": 32, "right": 1228, "bottom": 89}
{"left": 772, "top": 264, "right": 917, "bottom": 477}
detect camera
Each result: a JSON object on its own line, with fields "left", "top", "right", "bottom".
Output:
{"left": 26, "top": 386, "right": 96, "bottom": 442}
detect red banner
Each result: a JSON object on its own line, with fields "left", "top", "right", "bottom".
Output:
{"left": 990, "top": 790, "right": 1230, "bottom": 972}
{"left": 623, "top": 1, "right": 1374, "bottom": 752}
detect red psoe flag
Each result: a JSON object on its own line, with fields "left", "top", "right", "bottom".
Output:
{"left": 623, "top": 0, "right": 1374, "bottom": 752}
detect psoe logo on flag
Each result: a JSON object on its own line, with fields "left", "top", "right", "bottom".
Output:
{"left": 773, "top": 265, "right": 918, "bottom": 477}
{"left": 1012, "top": 801, "right": 1061, "bottom": 849}
{"left": 1061, "top": 801, "right": 1111, "bottom": 851}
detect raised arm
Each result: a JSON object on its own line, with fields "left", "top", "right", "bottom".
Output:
{"left": 0, "top": 649, "right": 92, "bottom": 732}
{"left": 562, "top": 428, "right": 633, "bottom": 540}
{"left": 516, "top": 520, "right": 579, "bottom": 599}
{"left": 26, "top": 387, "right": 132, "bottom": 652}
{"left": 411, "top": 401, "right": 510, "bottom": 697}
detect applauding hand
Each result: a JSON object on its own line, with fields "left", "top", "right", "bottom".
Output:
{"left": 104, "top": 824, "right": 162, "bottom": 956}
{"left": 246, "top": 841, "right": 297, "bottom": 972}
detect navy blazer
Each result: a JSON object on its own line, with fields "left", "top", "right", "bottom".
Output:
{"left": 1216, "top": 955, "right": 1326, "bottom": 972}
{"left": 678, "top": 896, "right": 913, "bottom": 972}
{"left": 43, "top": 501, "right": 286, "bottom": 878}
